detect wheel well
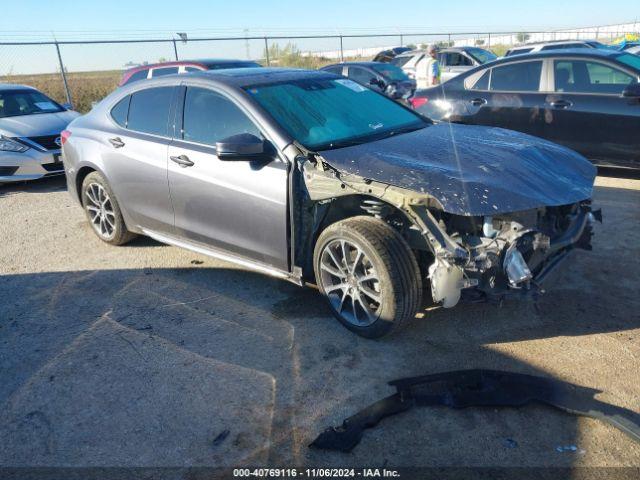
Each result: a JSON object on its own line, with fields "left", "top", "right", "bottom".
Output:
{"left": 300, "top": 194, "right": 429, "bottom": 281}
{"left": 75, "top": 166, "right": 96, "bottom": 203}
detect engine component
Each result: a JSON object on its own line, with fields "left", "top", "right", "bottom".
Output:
{"left": 428, "top": 257, "right": 464, "bottom": 308}
{"left": 504, "top": 247, "right": 533, "bottom": 287}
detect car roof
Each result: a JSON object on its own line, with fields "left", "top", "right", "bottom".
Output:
{"left": 183, "top": 67, "right": 337, "bottom": 87}
{"left": 494, "top": 48, "right": 631, "bottom": 64}
{"left": 123, "top": 58, "right": 258, "bottom": 72}
{"left": 510, "top": 40, "right": 596, "bottom": 49}
{"left": 0, "top": 83, "right": 37, "bottom": 91}
{"left": 321, "top": 61, "right": 385, "bottom": 68}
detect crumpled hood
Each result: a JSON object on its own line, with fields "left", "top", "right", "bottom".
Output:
{"left": 319, "top": 123, "right": 596, "bottom": 216}
{"left": 0, "top": 110, "right": 79, "bottom": 138}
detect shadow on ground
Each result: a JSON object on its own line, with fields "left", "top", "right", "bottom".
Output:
{"left": 0, "top": 178, "right": 639, "bottom": 471}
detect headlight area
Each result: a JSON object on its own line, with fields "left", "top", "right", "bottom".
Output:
{"left": 0, "top": 136, "right": 29, "bottom": 153}
{"left": 423, "top": 202, "right": 601, "bottom": 307}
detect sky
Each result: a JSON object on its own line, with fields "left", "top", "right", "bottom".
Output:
{"left": 0, "top": 0, "right": 638, "bottom": 74}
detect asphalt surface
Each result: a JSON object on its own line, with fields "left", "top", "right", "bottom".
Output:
{"left": 1, "top": 175, "right": 639, "bottom": 471}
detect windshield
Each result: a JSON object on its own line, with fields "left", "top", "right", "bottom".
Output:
{"left": 245, "top": 77, "right": 426, "bottom": 150}
{"left": 0, "top": 89, "right": 64, "bottom": 118}
{"left": 465, "top": 47, "right": 498, "bottom": 64}
{"left": 616, "top": 53, "right": 640, "bottom": 72}
{"left": 390, "top": 55, "right": 414, "bottom": 68}
{"left": 371, "top": 63, "right": 410, "bottom": 81}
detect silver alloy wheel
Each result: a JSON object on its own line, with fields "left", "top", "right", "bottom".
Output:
{"left": 85, "top": 182, "right": 116, "bottom": 240}
{"left": 319, "top": 239, "right": 382, "bottom": 327}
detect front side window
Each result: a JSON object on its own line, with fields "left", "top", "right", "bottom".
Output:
{"left": 127, "top": 87, "right": 174, "bottom": 136}
{"left": 554, "top": 60, "right": 635, "bottom": 94}
{"left": 490, "top": 61, "right": 542, "bottom": 92}
{"left": 110, "top": 96, "right": 130, "bottom": 127}
{"left": 0, "top": 89, "right": 64, "bottom": 118}
{"left": 444, "top": 53, "right": 472, "bottom": 67}
{"left": 151, "top": 67, "right": 179, "bottom": 77}
{"left": 245, "top": 77, "right": 426, "bottom": 150}
{"left": 390, "top": 55, "right": 413, "bottom": 68}
{"left": 182, "top": 87, "right": 260, "bottom": 146}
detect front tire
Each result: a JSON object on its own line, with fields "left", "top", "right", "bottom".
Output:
{"left": 81, "top": 171, "right": 135, "bottom": 245}
{"left": 313, "top": 216, "right": 422, "bottom": 338}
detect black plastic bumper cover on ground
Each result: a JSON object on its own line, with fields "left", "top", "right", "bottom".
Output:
{"left": 310, "top": 369, "right": 640, "bottom": 452}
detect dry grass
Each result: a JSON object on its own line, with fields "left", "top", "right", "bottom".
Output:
{"left": 4, "top": 70, "right": 121, "bottom": 113}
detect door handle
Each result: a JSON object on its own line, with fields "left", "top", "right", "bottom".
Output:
{"left": 470, "top": 98, "right": 487, "bottom": 106}
{"left": 170, "top": 154, "right": 194, "bottom": 168}
{"left": 108, "top": 137, "right": 125, "bottom": 148}
{"left": 550, "top": 100, "right": 573, "bottom": 109}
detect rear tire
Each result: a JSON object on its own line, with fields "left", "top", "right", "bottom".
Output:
{"left": 81, "top": 171, "right": 135, "bottom": 246}
{"left": 313, "top": 216, "right": 422, "bottom": 338}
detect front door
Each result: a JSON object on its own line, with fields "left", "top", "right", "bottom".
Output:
{"left": 167, "top": 86, "right": 290, "bottom": 271}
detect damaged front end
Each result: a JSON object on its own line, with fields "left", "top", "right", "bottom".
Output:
{"left": 424, "top": 202, "right": 602, "bottom": 306}
{"left": 299, "top": 147, "right": 600, "bottom": 308}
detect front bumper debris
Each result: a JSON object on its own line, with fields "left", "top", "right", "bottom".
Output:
{"left": 310, "top": 369, "right": 640, "bottom": 453}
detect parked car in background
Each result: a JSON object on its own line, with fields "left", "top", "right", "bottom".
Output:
{"left": 320, "top": 62, "right": 415, "bottom": 102}
{"left": 504, "top": 40, "right": 613, "bottom": 56}
{"left": 410, "top": 49, "right": 640, "bottom": 169}
{"left": 391, "top": 47, "right": 497, "bottom": 82}
{"left": 119, "top": 58, "right": 262, "bottom": 86}
{"left": 0, "top": 84, "right": 79, "bottom": 183}
{"left": 63, "top": 68, "right": 597, "bottom": 338}
{"left": 372, "top": 46, "right": 412, "bottom": 63}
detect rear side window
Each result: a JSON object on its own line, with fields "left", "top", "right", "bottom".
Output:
{"left": 443, "top": 53, "right": 473, "bottom": 67}
{"left": 182, "top": 87, "right": 260, "bottom": 146}
{"left": 348, "top": 66, "right": 375, "bottom": 85}
{"left": 554, "top": 60, "right": 635, "bottom": 94}
{"left": 490, "top": 61, "right": 542, "bottom": 91}
{"left": 323, "top": 66, "right": 344, "bottom": 75}
{"left": 151, "top": 67, "right": 179, "bottom": 77}
{"left": 110, "top": 96, "right": 130, "bottom": 127}
{"left": 123, "top": 69, "right": 148, "bottom": 85}
{"left": 127, "top": 87, "right": 174, "bottom": 136}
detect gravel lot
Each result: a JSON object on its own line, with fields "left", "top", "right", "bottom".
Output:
{"left": 1, "top": 175, "right": 639, "bottom": 472}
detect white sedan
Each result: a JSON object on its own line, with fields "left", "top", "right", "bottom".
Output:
{"left": 0, "top": 84, "right": 79, "bottom": 183}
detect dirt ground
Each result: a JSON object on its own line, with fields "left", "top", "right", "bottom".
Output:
{"left": 0, "top": 175, "right": 639, "bottom": 475}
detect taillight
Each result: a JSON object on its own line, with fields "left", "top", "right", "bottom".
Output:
{"left": 409, "top": 97, "right": 428, "bottom": 109}
{"left": 60, "top": 130, "right": 72, "bottom": 146}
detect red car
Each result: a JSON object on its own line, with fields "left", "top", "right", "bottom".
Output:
{"left": 119, "top": 58, "right": 262, "bottom": 86}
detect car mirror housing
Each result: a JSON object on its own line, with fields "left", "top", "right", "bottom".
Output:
{"left": 622, "top": 83, "right": 640, "bottom": 98}
{"left": 216, "top": 133, "right": 267, "bottom": 161}
{"left": 62, "top": 102, "right": 73, "bottom": 110}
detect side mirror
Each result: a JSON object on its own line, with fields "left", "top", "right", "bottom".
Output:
{"left": 62, "top": 102, "right": 73, "bottom": 110}
{"left": 216, "top": 133, "right": 268, "bottom": 161}
{"left": 622, "top": 83, "right": 640, "bottom": 98}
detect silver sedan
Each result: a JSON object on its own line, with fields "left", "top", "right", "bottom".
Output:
{"left": 0, "top": 84, "right": 79, "bottom": 183}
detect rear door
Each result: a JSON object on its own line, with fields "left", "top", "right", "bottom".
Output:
{"left": 102, "top": 86, "right": 176, "bottom": 234}
{"left": 543, "top": 57, "right": 640, "bottom": 167}
{"left": 167, "top": 85, "right": 290, "bottom": 270}
{"left": 463, "top": 59, "right": 546, "bottom": 137}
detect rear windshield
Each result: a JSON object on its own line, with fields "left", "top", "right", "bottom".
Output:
{"left": 0, "top": 89, "right": 64, "bottom": 118}
{"left": 245, "top": 77, "right": 426, "bottom": 150}
{"left": 465, "top": 48, "right": 498, "bottom": 64}
{"left": 616, "top": 53, "right": 640, "bottom": 71}
{"left": 371, "top": 63, "right": 410, "bottom": 81}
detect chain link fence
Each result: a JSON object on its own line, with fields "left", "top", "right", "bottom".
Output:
{"left": 1, "top": 28, "right": 637, "bottom": 113}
